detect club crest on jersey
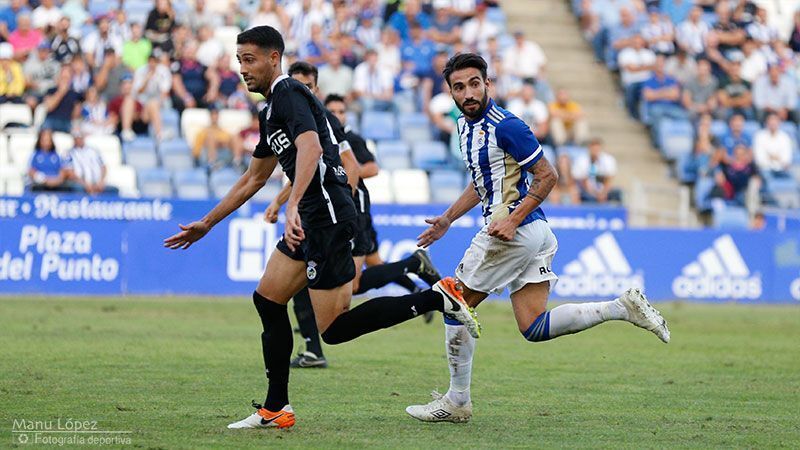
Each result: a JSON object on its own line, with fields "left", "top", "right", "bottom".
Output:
{"left": 307, "top": 261, "right": 318, "bottom": 280}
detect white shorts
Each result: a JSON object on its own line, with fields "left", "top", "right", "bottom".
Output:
{"left": 455, "top": 220, "right": 558, "bottom": 295}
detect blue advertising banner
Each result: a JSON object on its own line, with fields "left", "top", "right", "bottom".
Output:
{"left": 1, "top": 195, "right": 797, "bottom": 303}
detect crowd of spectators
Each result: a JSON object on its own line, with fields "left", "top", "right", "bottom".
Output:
{"left": 576, "top": 0, "right": 800, "bottom": 216}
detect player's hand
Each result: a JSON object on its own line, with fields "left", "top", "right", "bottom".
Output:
{"left": 283, "top": 203, "right": 305, "bottom": 251}
{"left": 488, "top": 217, "right": 518, "bottom": 242}
{"left": 264, "top": 202, "right": 280, "bottom": 224}
{"left": 417, "top": 215, "right": 451, "bottom": 248}
{"left": 163, "top": 221, "right": 211, "bottom": 250}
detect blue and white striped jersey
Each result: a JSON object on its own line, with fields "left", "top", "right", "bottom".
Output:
{"left": 457, "top": 98, "right": 546, "bottom": 226}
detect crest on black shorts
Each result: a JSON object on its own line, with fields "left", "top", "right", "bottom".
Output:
{"left": 307, "top": 261, "right": 317, "bottom": 280}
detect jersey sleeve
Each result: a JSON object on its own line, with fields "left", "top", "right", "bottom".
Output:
{"left": 252, "top": 108, "right": 273, "bottom": 159}
{"left": 273, "top": 85, "right": 319, "bottom": 142}
{"left": 349, "top": 133, "right": 375, "bottom": 164}
{"left": 495, "top": 117, "right": 543, "bottom": 171}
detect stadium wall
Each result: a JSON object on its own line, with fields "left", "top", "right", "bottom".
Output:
{"left": 0, "top": 195, "right": 798, "bottom": 303}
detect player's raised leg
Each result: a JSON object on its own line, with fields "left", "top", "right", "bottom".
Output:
{"left": 227, "top": 249, "right": 307, "bottom": 429}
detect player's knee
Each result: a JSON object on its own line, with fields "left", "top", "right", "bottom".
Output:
{"left": 252, "top": 291, "right": 282, "bottom": 320}
{"left": 521, "top": 311, "right": 551, "bottom": 343}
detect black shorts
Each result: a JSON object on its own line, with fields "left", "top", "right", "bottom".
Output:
{"left": 352, "top": 213, "right": 372, "bottom": 257}
{"left": 276, "top": 220, "right": 357, "bottom": 290}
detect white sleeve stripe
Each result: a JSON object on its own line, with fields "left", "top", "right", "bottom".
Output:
{"left": 338, "top": 140, "right": 352, "bottom": 154}
{"left": 518, "top": 145, "right": 542, "bottom": 167}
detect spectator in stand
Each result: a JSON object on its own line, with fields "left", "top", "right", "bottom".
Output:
{"left": 789, "top": 11, "right": 800, "bottom": 53}
{"left": 420, "top": 50, "right": 449, "bottom": 112}
{"left": 129, "top": 53, "right": 171, "bottom": 141}
{"left": 70, "top": 56, "right": 93, "bottom": 96}
{"left": 641, "top": 54, "right": 687, "bottom": 130}
{"left": 502, "top": 30, "right": 547, "bottom": 82}
{"left": 0, "top": 43, "right": 25, "bottom": 103}
{"left": 185, "top": 0, "right": 223, "bottom": 32}
{"left": 285, "top": 0, "right": 328, "bottom": 49}
{"left": 196, "top": 24, "right": 225, "bottom": 69}
{"left": 401, "top": 21, "right": 436, "bottom": 75}
{"left": 506, "top": 81, "right": 550, "bottom": 144}
{"left": 122, "top": 23, "right": 152, "bottom": 71}
{"left": 461, "top": 2, "right": 498, "bottom": 53}
{"left": 354, "top": 10, "right": 381, "bottom": 48}
{"left": 79, "top": 86, "right": 115, "bottom": 136}
{"left": 61, "top": 0, "right": 90, "bottom": 28}
{"left": 318, "top": 49, "right": 353, "bottom": 99}
{"left": 22, "top": 40, "right": 59, "bottom": 109}
{"left": 711, "top": 2, "right": 746, "bottom": 57}
{"left": 660, "top": 0, "right": 693, "bottom": 25}
{"left": 753, "top": 65, "right": 798, "bottom": 123}
{"left": 353, "top": 48, "right": 394, "bottom": 112}
{"left": 676, "top": 6, "right": 709, "bottom": 57}
{"left": 618, "top": 34, "right": 655, "bottom": 118}
{"left": 81, "top": 14, "right": 123, "bottom": 69}
{"left": 428, "top": 78, "right": 458, "bottom": 149}
{"left": 42, "top": 66, "right": 81, "bottom": 133}
{"left": 8, "top": 14, "right": 43, "bottom": 60}
{"left": 65, "top": 130, "right": 116, "bottom": 196}
{"left": 192, "top": 105, "right": 239, "bottom": 169}
{"left": 490, "top": 55, "right": 522, "bottom": 106}
{"left": 387, "top": 0, "right": 432, "bottom": 42}
{"left": 28, "top": 128, "right": 69, "bottom": 192}
{"left": 747, "top": 6, "right": 778, "bottom": 48}
{"left": 376, "top": 28, "right": 402, "bottom": 77}
{"left": 248, "top": 0, "right": 290, "bottom": 33}
{"left": 550, "top": 153, "right": 581, "bottom": 205}
{"left": 752, "top": 113, "right": 794, "bottom": 179}
{"left": 109, "top": 77, "right": 147, "bottom": 137}
{"left": 642, "top": 8, "right": 675, "bottom": 56}
{"left": 708, "top": 144, "right": 760, "bottom": 205}
{"left": 171, "top": 41, "right": 220, "bottom": 112}
{"left": 31, "top": 0, "right": 62, "bottom": 32}
{"left": 95, "top": 48, "right": 128, "bottom": 102}
{"left": 720, "top": 114, "right": 753, "bottom": 155}
{"left": 572, "top": 138, "right": 622, "bottom": 203}
{"left": 394, "top": 60, "right": 421, "bottom": 111}
{"left": 607, "top": 7, "right": 640, "bottom": 68}
{"left": 750, "top": 210, "right": 766, "bottom": 230}
{"left": 702, "top": 30, "right": 734, "bottom": 80}
{"left": 145, "top": 0, "right": 177, "bottom": 54}
{"left": 682, "top": 58, "right": 719, "bottom": 120}
{"left": 683, "top": 117, "right": 716, "bottom": 181}
{"left": 50, "top": 17, "right": 79, "bottom": 63}
{"left": 740, "top": 38, "right": 768, "bottom": 83}
{"left": 717, "top": 60, "right": 755, "bottom": 120}
{"left": 299, "top": 23, "right": 329, "bottom": 67}
{"left": 429, "top": 5, "right": 461, "bottom": 45}
{"left": 231, "top": 112, "right": 261, "bottom": 168}
{"left": 664, "top": 48, "right": 697, "bottom": 86}
{"left": 216, "top": 54, "right": 244, "bottom": 104}
{"left": 549, "top": 88, "right": 590, "bottom": 146}
{"left": 0, "top": 0, "right": 31, "bottom": 38}
{"left": 109, "top": 9, "right": 132, "bottom": 43}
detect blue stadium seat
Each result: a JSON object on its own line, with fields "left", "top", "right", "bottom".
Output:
{"left": 657, "top": 119, "right": 694, "bottom": 160}
{"left": 210, "top": 168, "right": 240, "bottom": 198}
{"left": 138, "top": 168, "right": 172, "bottom": 198}
{"left": 160, "top": 139, "right": 194, "bottom": 172}
{"left": 713, "top": 205, "right": 749, "bottom": 229}
{"left": 89, "top": 0, "right": 115, "bottom": 17}
{"left": 252, "top": 179, "right": 283, "bottom": 203}
{"left": 556, "top": 145, "right": 587, "bottom": 162}
{"left": 675, "top": 153, "right": 698, "bottom": 184}
{"left": 124, "top": 1, "right": 152, "bottom": 25}
{"left": 710, "top": 120, "right": 728, "bottom": 141}
{"left": 361, "top": 112, "right": 397, "bottom": 141}
{"left": 780, "top": 121, "right": 799, "bottom": 151}
{"left": 345, "top": 111, "right": 359, "bottom": 133}
{"left": 429, "top": 170, "right": 465, "bottom": 203}
{"left": 376, "top": 140, "right": 411, "bottom": 169}
{"left": 398, "top": 112, "right": 433, "bottom": 143}
{"left": 764, "top": 175, "right": 800, "bottom": 209}
{"left": 123, "top": 137, "right": 158, "bottom": 170}
{"left": 693, "top": 176, "right": 716, "bottom": 212}
{"left": 411, "top": 141, "right": 449, "bottom": 170}
{"left": 157, "top": 108, "right": 181, "bottom": 139}
{"left": 743, "top": 120, "right": 761, "bottom": 137}
{"left": 542, "top": 145, "right": 556, "bottom": 165}
{"left": 174, "top": 169, "right": 210, "bottom": 200}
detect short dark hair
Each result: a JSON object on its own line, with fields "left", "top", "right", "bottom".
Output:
{"left": 442, "top": 53, "right": 488, "bottom": 86}
{"left": 288, "top": 61, "right": 318, "bottom": 85}
{"left": 324, "top": 94, "right": 346, "bottom": 106}
{"left": 236, "top": 25, "right": 285, "bottom": 56}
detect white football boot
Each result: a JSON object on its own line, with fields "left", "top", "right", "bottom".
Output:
{"left": 227, "top": 403, "right": 296, "bottom": 429}
{"left": 619, "top": 288, "right": 671, "bottom": 343}
{"left": 406, "top": 391, "right": 472, "bottom": 423}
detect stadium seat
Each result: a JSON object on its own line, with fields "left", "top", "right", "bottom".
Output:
{"left": 398, "top": 112, "right": 433, "bottom": 143}
{"left": 7, "top": 133, "right": 37, "bottom": 171}
{"left": 765, "top": 176, "right": 800, "bottom": 209}
{"left": 218, "top": 109, "right": 252, "bottom": 135}
{"left": 174, "top": 169, "right": 210, "bottom": 200}
{"left": 710, "top": 120, "right": 728, "bottom": 141}
{"left": 364, "top": 170, "right": 393, "bottom": 203}
{"left": 88, "top": 0, "right": 115, "bottom": 17}
{"left": 743, "top": 120, "right": 761, "bottom": 137}
{"left": 376, "top": 140, "right": 411, "bottom": 169}
{"left": 32, "top": 104, "right": 47, "bottom": 129}
{"left": 123, "top": 0, "right": 152, "bottom": 24}
{"left": 557, "top": 145, "right": 588, "bottom": 162}
{"left": 693, "top": 176, "right": 716, "bottom": 212}
{"left": 181, "top": 108, "right": 212, "bottom": 147}
{"left": 106, "top": 165, "right": 139, "bottom": 198}
{"left": 429, "top": 170, "right": 465, "bottom": 203}
{"left": 780, "top": 121, "right": 799, "bottom": 151}
{"left": 542, "top": 145, "right": 556, "bottom": 165}
{"left": 346, "top": 112, "right": 360, "bottom": 133}
{"left": 123, "top": 138, "right": 159, "bottom": 170}
{"left": 0, "top": 133, "right": 7, "bottom": 166}
{"left": 155, "top": 108, "right": 181, "bottom": 140}
{"left": 210, "top": 168, "right": 241, "bottom": 198}
{"left": 0, "top": 164, "right": 24, "bottom": 197}
{"left": 712, "top": 205, "right": 749, "bottom": 229}
{"left": 138, "top": 168, "right": 173, "bottom": 198}
{"left": 85, "top": 134, "right": 122, "bottom": 168}
{"left": 361, "top": 111, "right": 397, "bottom": 141}
{"left": 4, "top": 175, "right": 24, "bottom": 196}
{"left": 158, "top": 138, "right": 194, "bottom": 171}
{"left": 392, "top": 169, "right": 430, "bottom": 204}
{"left": 0, "top": 103, "right": 33, "bottom": 129}
{"left": 675, "top": 153, "right": 698, "bottom": 184}
{"left": 52, "top": 132, "right": 75, "bottom": 158}
{"left": 411, "top": 141, "right": 449, "bottom": 170}
{"left": 252, "top": 179, "right": 283, "bottom": 203}
{"left": 657, "top": 119, "right": 694, "bottom": 160}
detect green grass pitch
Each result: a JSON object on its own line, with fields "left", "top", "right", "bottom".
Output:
{"left": 1, "top": 296, "right": 798, "bottom": 449}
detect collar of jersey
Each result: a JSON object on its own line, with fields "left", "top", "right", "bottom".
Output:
{"left": 269, "top": 74, "right": 290, "bottom": 95}
{"left": 464, "top": 98, "right": 497, "bottom": 125}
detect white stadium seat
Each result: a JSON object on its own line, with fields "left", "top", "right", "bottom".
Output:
{"left": 218, "top": 109, "right": 252, "bottom": 135}
{"left": 32, "top": 104, "right": 47, "bottom": 128}
{"left": 106, "top": 165, "right": 139, "bottom": 198}
{"left": 5, "top": 175, "right": 25, "bottom": 196}
{"left": 0, "top": 133, "right": 8, "bottom": 166}
{"left": 0, "top": 103, "right": 33, "bottom": 129}
{"left": 363, "top": 170, "right": 393, "bottom": 203}
{"left": 85, "top": 134, "right": 123, "bottom": 168}
{"left": 392, "top": 169, "right": 430, "bottom": 204}
{"left": 52, "top": 132, "right": 75, "bottom": 158}
{"left": 8, "top": 133, "right": 37, "bottom": 171}
{"left": 180, "top": 108, "right": 211, "bottom": 149}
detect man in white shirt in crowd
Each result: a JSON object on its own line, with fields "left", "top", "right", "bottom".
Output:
{"left": 353, "top": 48, "right": 395, "bottom": 112}
{"left": 127, "top": 52, "right": 172, "bottom": 141}
{"left": 502, "top": 30, "right": 546, "bottom": 81}
{"left": 676, "top": 6, "right": 709, "bottom": 57}
{"left": 506, "top": 80, "right": 550, "bottom": 143}
{"left": 318, "top": 49, "right": 353, "bottom": 100}
{"left": 618, "top": 34, "right": 656, "bottom": 118}
{"left": 81, "top": 14, "right": 123, "bottom": 69}
{"left": 460, "top": 2, "right": 498, "bottom": 53}
{"left": 572, "top": 137, "right": 622, "bottom": 203}
{"left": 752, "top": 113, "right": 794, "bottom": 179}
{"left": 65, "top": 131, "right": 116, "bottom": 195}
{"left": 753, "top": 64, "right": 797, "bottom": 122}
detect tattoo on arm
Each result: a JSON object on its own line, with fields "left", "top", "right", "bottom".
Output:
{"left": 526, "top": 158, "right": 558, "bottom": 205}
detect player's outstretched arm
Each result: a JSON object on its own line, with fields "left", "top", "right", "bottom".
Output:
{"left": 488, "top": 157, "right": 558, "bottom": 241}
{"left": 264, "top": 181, "right": 292, "bottom": 224}
{"left": 417, "top": 184, "right": 479, "bottom": 248}
{"left": 164, "top": 155, "right": 278, "bottom": 249}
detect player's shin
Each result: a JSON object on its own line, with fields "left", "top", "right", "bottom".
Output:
{"left": 253, "top": 291, "right": 293, "bottom": 411}
{"left": 320, "top": 290, "right": 442, "bottom": 344}
{"left": 444, "top": 316, "right": 475, "bottom": 407}
{"left": 523, "top": 301, "right": 626, "bottom": 342}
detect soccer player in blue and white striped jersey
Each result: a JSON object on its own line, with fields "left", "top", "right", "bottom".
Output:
{"left": 406, "top": 53, "right": 671, "bottom": 423}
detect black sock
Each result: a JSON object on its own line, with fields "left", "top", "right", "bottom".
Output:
{"left": 321, "top": 289, "right": 442, "bottom": 344}
{"left": 393, "top": 275, "right": 419, "bottom": 292}
{"left": 355, "top": 256, "right": 421, "bottom": 294}
{"left": 292, "top": 287, "right": 324, "bottom": 357}
{"left": 253, "top": 291, "right": 292, "bottom": 411}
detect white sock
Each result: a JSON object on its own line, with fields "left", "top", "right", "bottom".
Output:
{"left": 443, "top": 323, "right": 475, "bottom": 406}
{"left": 547, "top": 300, "right": 627, "bottom": 339}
